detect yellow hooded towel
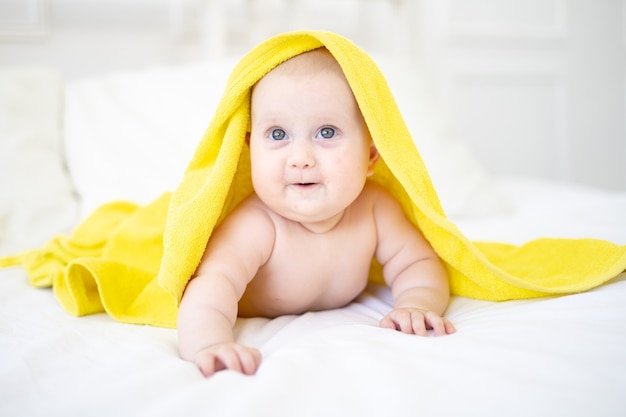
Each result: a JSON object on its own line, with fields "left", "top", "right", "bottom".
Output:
{"left": 2, "top": 30, "right": 626, "bottom": 329}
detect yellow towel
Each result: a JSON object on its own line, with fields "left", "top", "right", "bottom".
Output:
{"left": 3, "top": 30, "right": 626, "bottom": 329}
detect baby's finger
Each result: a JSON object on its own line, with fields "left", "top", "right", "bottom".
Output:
{"left": 409, "top": 311, "right": 428, "bottom": 336}
{"left": 393, "top": 311, "right": 414, "bottom": 334}
{"left": 216, "top": 347, "right": 244, "bottom": 374}
{"left": 195, "top": 352, "right": 219, "bottom": 377}
{"left": 379, "top": 315, "right": 398, "bottom": 330}
{"left": 424, "top": 312, "right": 447, "bottom": 336}
{"left": 443, "top": 317, "right": 456, "bottom": 334}
{"left": 235, "top": 346, "right": 262, "bottom": 375}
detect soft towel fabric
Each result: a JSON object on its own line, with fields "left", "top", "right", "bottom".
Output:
{"left": 2, "top": 30, "right": 626, "bottom": 328}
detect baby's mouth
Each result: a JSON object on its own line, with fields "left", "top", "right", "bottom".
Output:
{"left": 293, "top": 182, "right": 318, "bottom": 189}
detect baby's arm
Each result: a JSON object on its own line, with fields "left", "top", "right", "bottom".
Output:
{"left": 372, "top": 187, "right": 455, "bottom": 336}
{"left": 177, "top": 200, "right": 275, "bottom": 376}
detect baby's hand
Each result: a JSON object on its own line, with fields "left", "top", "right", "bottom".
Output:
{"left": 380, "top": 307, "right": 456, "bottom": 336}
{"left": 193, "top": 342, "right": 262, "bottom": 377}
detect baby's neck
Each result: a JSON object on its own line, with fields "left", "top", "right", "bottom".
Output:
{"left": 296, "top": 210, "right": 346, "bottom": 234}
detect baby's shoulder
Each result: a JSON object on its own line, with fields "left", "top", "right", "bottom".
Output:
{"left": 221, "top": 194, "right": 276, "bottom": 232}
{"left": 360, "top": 180, "right": 406, "bottom": 216}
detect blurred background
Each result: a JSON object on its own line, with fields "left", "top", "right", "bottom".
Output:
{"left": 1, "top": 0, "right": 624, "bottom": 191}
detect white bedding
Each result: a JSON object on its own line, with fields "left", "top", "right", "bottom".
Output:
{"left": 1, "top": 65, "right": 626, "bottom": 417}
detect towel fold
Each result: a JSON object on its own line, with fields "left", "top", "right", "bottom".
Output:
{"left": 3, "top": 30, "right": 626, "bottom": 328}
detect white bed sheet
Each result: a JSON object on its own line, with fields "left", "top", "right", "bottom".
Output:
{"left": 2, "top": 178, "right": 625, "bottom": 417}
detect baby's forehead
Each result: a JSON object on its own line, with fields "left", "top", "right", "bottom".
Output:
{"left": 250, "top": 48, "right": 364, "bottom": 122}
{"left": 272, "top": 48, "right": 343, "bottom": 76}
{"left": 254, "top": 48, "right": 347, "bottom": 89}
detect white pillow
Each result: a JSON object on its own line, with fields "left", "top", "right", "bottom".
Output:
{"left": 64, "top": 57, "right": 508, "bottom": 219}
{"left": 64, "top": 60, "right": 238, "bottom": 219}
{"left": 0, "top": 69, "right": 78, "bottom": 255}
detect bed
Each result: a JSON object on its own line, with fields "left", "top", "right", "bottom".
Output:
{"left": 2, "top": 26, "right": 626, "bottom": 417}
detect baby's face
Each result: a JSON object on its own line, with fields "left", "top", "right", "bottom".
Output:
{"left": 249, "top": 66, "right": 377, "bottom": 229}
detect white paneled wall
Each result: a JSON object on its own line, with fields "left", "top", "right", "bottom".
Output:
{"left": 0, "top": 0, "right": 211, "bottom": 79}
{"left": 419, "top": 0, "right": 625, "bottom": 190}
{"left": 201, "top": 0, "right": 416, "bottom": 57}
{"left": 1, "top": 0, "right": 624, "bottom": 190}
{"left": 0, "top": 0, "right": 413, "bottom": 76}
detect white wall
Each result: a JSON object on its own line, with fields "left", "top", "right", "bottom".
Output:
{"left": 1, "top": 0, "right": 624, "bottom": 190}
{"left": 0, "top": 0, "right": 211, "bottom": 79}
{"left": 418, "top": 0, "right": 626, "bottom": 190}
{"left": 0, "top": 0, "right": 410, "bottom": 78}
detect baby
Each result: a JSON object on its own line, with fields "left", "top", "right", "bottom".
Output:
{"left": 177, "top": 48, "right": 455, "bottom": 377}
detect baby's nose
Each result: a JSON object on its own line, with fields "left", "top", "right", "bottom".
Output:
{"left": 288, "top": 140, "right": 316, "bottom": 169}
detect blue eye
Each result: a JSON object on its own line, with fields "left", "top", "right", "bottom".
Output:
{"left": 270, "top": 128, "right": 287, "bottom": 141}
{"left": 317, "top": 127, "right": 336, "bottom": 139}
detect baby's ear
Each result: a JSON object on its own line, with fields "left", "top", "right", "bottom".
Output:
{"left": 367, "top": 144, "right": 380, "bottom": 176}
